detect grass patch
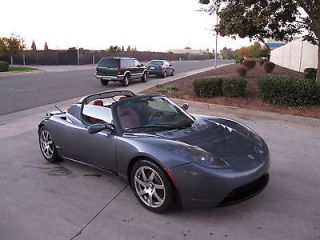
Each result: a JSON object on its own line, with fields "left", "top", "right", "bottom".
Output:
{"left": 9, "top": 66, "right": 38, "bottom": 72}
{"left": 155, "top": 84, "right": 178, "bottom": 94}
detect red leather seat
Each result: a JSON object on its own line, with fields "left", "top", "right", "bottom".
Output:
{"left": 89, "top": 100, "right": 105, "bottom": 124}
{"left": 117, "top": 107, "right": 141, "bottom": 129}
{"left": 93, "top": 99, "right": 103, "bottom": 106}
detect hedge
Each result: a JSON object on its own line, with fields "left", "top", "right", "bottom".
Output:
{"left": 193, "top": 78, "right": 223, "bottom": 97}
{"left": 0, "top": 61, "right": 9, "bottom": 72}
{"left": 304, "top": 68, "right": 317, "bottom": 80}
{"left": 222, "top": 77, "right": 247, "bottom": 97}
{"left": 257, "top": 76, "right": 320, "bottom": 106}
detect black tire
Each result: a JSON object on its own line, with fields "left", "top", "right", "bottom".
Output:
{"left": 130, "top": 160, "right": 174, "bottom": 213}
{"left": 39, "top": 127, "right": 60, "bottom": 163}
{"left": 162, "top": 70, "right": 167, "bottom": 78}
{"left": 171, "top": 70, "right": 174, "bottom": 76}
{"left": 141, "top": 72, "right": 148, "bottom": 82}
{"left": 100, "top": 79, "right": 109, "bottom": 86}
{"left": 121, "top": 74, "right": 130, "bottom": 87}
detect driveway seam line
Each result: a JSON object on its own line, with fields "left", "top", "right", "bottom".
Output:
{"left": 70, "top": 184, "right": 128, "bottom": 240}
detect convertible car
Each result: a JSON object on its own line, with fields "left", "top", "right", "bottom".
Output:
{"left": 38, "top": 90, "right": 270, "bottom": 212}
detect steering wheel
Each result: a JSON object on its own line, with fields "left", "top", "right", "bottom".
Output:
{"left": 148, "top": 111, "right": 164, "bottom": 122}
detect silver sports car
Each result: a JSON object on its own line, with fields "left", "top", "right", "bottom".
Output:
{"left": 38, "top": 90, "right": 270, "bottom": 212}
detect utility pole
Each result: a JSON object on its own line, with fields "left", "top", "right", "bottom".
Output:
{"left": 214, "top": 13, "right": 219, "bottom": 68}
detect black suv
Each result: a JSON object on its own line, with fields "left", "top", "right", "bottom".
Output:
{"left": 95, "top": 57, "right": 148, "bottom": 86}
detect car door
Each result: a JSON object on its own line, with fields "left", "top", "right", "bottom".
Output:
{"left": 62, "top": 105, "right": 117, "bottom": 172}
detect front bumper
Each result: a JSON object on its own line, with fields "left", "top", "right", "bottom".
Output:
{"left": 170, "top": 158, "right": 270, "bottom": 208}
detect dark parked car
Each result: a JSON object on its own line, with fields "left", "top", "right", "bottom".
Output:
{"left": 146, "top": 60, "right": 174, "bottom": 78}
{"left": 38, "top": 90, "right": 270, "bottom": 212}
{"left": 95, "top": 57, "right": 148, "bottom": 86}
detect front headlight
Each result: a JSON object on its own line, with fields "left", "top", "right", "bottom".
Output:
{"left": 171, "top": 146, "right": 229, "bottom": 169}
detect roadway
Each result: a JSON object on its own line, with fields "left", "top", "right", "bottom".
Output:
{"left": 0, "top": 60, "right": 232, "bottom": 115}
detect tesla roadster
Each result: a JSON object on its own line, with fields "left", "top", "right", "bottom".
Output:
{"left": 38, "top": 90, "right": 270, "bottom": 212}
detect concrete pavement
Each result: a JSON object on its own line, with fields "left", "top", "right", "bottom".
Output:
{"left": 0, "top": 64, "right": 319, "bottom": 240}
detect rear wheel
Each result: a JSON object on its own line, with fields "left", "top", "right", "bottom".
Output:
{"left": 39, "top": 127, "right": 60, "bottom": 163}
{"left": 121, "top": 75, "right": 130, "bottom": 87}
{"left": 171, "top": 70, "right": 174, "bottom": 76}
{"left": 130, "top": 160, "right": 174, "bottom": 213}
{"left": 100, "top": 79, "right": 109, "bottom": 86}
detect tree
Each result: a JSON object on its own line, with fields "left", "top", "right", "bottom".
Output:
{"left": 121, "top": 45, "right": 125, "bottom": 51}
{"left": 107, "top": 45, "right": 121, "bottom": 53}
{"left": 127, "top": 45, "right": 131, "bottom": 51}
{"left": 44, "top": 42, "right": 49, "bottom": 50}
{"left": 31, "top": 40, "right": 37, "bottom": 51}
{"left": 0, "top": 34, "right": 25, "bottom": 64}
{"left": 220, "top": 47, "right": 235, "bottom": 59}
{"left": 199, "top": 0, "right": 320, "bottom": 80}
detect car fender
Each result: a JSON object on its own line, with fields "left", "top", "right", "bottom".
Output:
{"left": 115, "top": 135, "right": 199, "bottom": 181}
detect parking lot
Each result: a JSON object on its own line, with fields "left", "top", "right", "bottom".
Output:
{"left": 0, "top": 66, "right": 319, "bottom": 240}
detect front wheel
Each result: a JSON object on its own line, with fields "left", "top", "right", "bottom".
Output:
{"left": 130, "top": 160, "right": 174, "bottom": 213}
{"left": 39, "top": 127, "right": 60, "bottom": 163}
{"left": 171, "top": 70, "right": 174, "bottom": 76}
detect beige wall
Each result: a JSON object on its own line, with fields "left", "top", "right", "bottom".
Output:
{"left": 270, "top": 38, "right": 318, "bottom": 72}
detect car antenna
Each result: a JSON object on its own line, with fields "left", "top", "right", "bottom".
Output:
{"left": 55, "top": 105, "right": 64, "bottom": 113}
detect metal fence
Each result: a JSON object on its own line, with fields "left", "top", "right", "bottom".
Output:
{"left": 0, "top": 49, "right": 212, "bottom": 65}
{"left": 270, "top": 38, "right": 318, "bottom": 72}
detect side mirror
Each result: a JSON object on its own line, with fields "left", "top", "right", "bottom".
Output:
{"left": 181, "top": 103, "right": 189, "bottom": 111}
{"left": 88, "top": 123, "right": 114, "bottom": 134}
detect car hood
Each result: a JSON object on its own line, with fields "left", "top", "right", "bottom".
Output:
{"left": 154, "top": 115, "right": 269, "bottom": 171}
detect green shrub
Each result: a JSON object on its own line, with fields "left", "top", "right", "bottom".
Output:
{"left": 304, "top": 68, "right": 317, "bottom": 80}
{"left": 263, "top": 62, "right": 276, "bottom": 73}
{"left": 257, "top": 76, "right": 320, "bottom": 106}
{"left": 242, "top": 59, "right": 256, "bottom": 69}
{"left": 235, "top": 57, "right": 244, "bottom": 64}
{"left": 193, "top": 77, "right": 223, "bottom": 97}
{"left": 222, "top": 77, "right": 247, "bottom": 97}
{"left": 236, "top": 65, "right": 248, "bottom": 77}
{"left": 0, "top": 61, "right": 9, "bottom": 72}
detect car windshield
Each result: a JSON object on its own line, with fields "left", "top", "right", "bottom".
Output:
{"left": 147, "top": 61, "right": 163, "bottom": 66}
{"left": 116, "top": 96, "right": 194, "bottom": 131}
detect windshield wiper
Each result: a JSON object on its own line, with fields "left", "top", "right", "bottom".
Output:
{"left": 125, "top": 124, "right": 189, "bottom": 131}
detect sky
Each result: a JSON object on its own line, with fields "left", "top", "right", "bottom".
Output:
{"left": 2, "top": 0, "right": 251, "bottom": 52}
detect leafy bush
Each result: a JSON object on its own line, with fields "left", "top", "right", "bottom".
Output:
{"left": 257, "top": 76, "right": 320, "bottom": 106}
{"left": 0, "top": 61, "right": 9, "bottom": 72}
{"left": 263, "top": 62, "right": 276, "bottom": 73}
{"left": 304, "top": 68, "right": 317, "bottom": 80}
{"left": 235, "top": 57, "right": 244, "bottom": 64}
{"left": 193, "top": 78, "right": 223, "bottom": 97}
{"left": 222, "top": 77, "right": 247, "bottom": 97}
{"left": 236, "top": 65, "right": 248, "bottom": 77}
{"left": 242, "top": 59, "right": 256, "bottom": 69}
